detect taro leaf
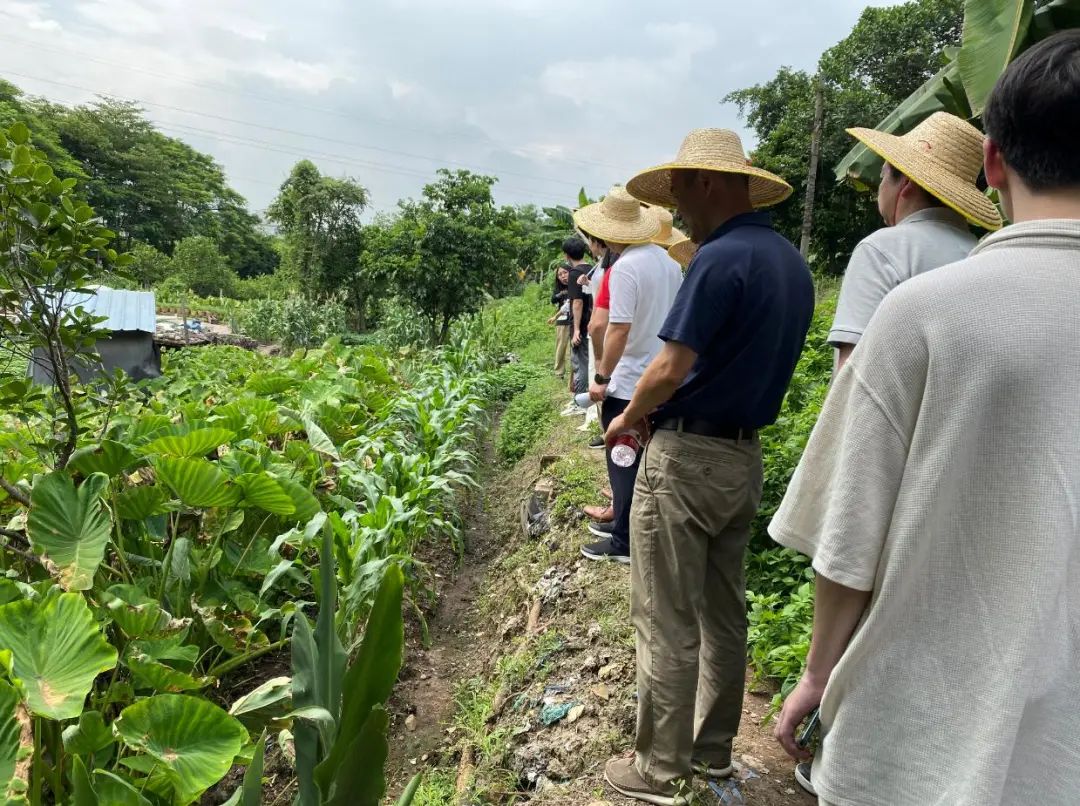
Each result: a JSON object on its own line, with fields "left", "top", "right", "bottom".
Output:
{"left": 91, "top": 771, "right": 153, "bottom": 806}
{"left": 260, "top": 559, "right": 298, "bottom": 598}
{"left": 115, "top": 485, "right": 172, "bottom": 521}
{"left": 245, "top": 374, "right": 294, "bottom": 396}
{"left": 62, "top": 709, "right": 115, "bottom": 756}
{"left": 957, "top": 0, "right": 1034, "bottom": 115}
{"left": 0, "top": 593, "right": 118, "bottom": 720}
{"left": 72, "top": 755, "right": 98, "bottom": 806}
{"left": 236, "top": 474, "right": 296, "bottom": 517}
{"left": 0, "top": 681, "right": 22, "bottom": 791}
{"left": 301, "top": 416, "right": 340, "bottom": 460}
{"left": 274, "top": 477, "right": 322, "bottom": 522}
{"left": 140, "top": 428, "right": 235, "bottom": 459}
{"left": 69, "top": 441, "right": 140, "bottom": 477}
{"left": 128, "top": 636, "right": 199, "bottom": 669}
{"left": 314, "top": 564, "right": 404, "bottom": 795}
{"left": 220, "top": 451, "right": 264, "bottom": 478}
{"left": 154, "top": 458, "right": 242, "bottom": 509}
{"left": 113, "top": 693, "right": 249, "bottom": 805}
{"left": 324, "top": 706, "right": 390, "bottom": 806}
{"left": 201, "top": 608, "right": 269, "bottom": 655}
{"left": 104, "top": 585, "right": 190, "bottom": 639}
{"left": 125, "top": 414, "right": 174, "bottom": 446}
{"left": 229, "top": 676, "right": 292, "bottom": 729}
{"left": 27, "top": 471, "right": 112, "bottom": 591}
{"left": 125, "top": 652, "right": 210, "bottom": 693}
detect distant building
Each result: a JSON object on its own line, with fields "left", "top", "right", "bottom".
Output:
{"left": 29, "top": 287, "right": 161, "bottom": 384}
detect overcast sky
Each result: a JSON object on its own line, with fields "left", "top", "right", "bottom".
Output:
{"left": 0, "top": 0, "right": 891, "bottom": 216}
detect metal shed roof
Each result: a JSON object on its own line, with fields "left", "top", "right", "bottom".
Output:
{"left": 60, "top": 287, "right": 157, "bottom": 333}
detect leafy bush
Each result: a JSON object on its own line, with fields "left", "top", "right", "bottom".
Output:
{"left": 496, "top": 384, "right": 556, "bottom": 464}
{"left": 747, "top": 582, "right": 815, "bottom": 709}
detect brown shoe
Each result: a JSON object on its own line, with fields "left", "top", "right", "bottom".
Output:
{"left": 604, "top": 757, "right": 687, "bottom": 806}
{"left": 584, "top": 504, "right": 614, "bottom": 522}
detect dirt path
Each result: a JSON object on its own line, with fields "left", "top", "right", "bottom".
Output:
{"left": 386, "top": 416, "right": 814, "bottom": 806}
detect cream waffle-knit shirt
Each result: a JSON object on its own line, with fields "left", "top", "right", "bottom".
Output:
{"left": 769, "top": 220, "right": 1080, "bottom": 806}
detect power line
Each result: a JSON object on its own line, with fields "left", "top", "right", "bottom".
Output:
{"left": 153, "top": 121, "right": 574, "bottom": 206}
{"left": 0, "top": 36, "right": 627, "bottom": 173}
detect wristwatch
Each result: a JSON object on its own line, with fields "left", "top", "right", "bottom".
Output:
{"left": 594, "top": 373, "right": 611, "bottom": 384}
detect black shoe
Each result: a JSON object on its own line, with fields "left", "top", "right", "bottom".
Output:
{"left": 588, "top": 521, "right": 614, "bottom": 538}
{"left": 795, "top": 761, "right": 816, "bottom": 796}
{"left": 588, "top": 434, "right": 605, "bottom": 449}
{"left": 581, "top": 538, "right": 630, "bottom": 565}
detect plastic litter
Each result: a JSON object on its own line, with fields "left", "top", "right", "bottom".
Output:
{"left": 539, "top": 702, "right": 577, "bottom": 726}
{"left": 709, "top": 779, "right": 745, "bottom": 804}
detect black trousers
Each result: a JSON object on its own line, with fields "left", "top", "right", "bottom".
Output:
{"left": 570, "top": 336, "right": 590, "bottom": 394}
{"left": 602, "top": 395, "right": 640, "bottom": 553}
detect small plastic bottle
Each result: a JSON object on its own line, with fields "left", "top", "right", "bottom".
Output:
{"left": 574, "top": 380, "right": 616, "bottom": 410}
{"left": 610, "top": 429, "right": 642, "bottom": 468}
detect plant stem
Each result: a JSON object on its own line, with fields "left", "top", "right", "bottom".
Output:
{"left": 207, "top": 638, "right": 288, "bottom": 679}
{"left": 31, "top": 716, "right": 42, "bottom": 806}
{"left": 49, "top": 720, "right": 63, "bottom": 804}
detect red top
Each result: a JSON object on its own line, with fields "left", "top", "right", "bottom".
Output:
{"left": 595, "top": 266, "right": 613, "bottom": 310}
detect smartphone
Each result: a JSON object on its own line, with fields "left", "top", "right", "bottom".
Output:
{"left": 797, "top": 708, "right": 821, "bottom": 749}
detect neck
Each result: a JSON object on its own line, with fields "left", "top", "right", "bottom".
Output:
{"left": 700, "top": 198, "right": 754, "bottom": 239}
{"left": 1006, "top": 185, "right": 1080, "bottom": 224}
{"left": 894, "top": 197, "right": 939, "bottom": 225}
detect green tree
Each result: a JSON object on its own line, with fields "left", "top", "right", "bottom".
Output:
{"left": 726, "top": 0, "right": 965, "bottom": 273}
{"left": 170, "top": 235, "right": 236, "bottom": 297}
{"left": 266, "top": 160, "right": 369, "bottom": 297}
{"left": 127, "top": 242, "right": 171, "bottom": 288}
{"left": 385, "top": 169, "right": 521, "bottom": 343}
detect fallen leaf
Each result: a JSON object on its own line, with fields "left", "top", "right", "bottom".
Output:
{"left": 590, "top": 684, "right": 610, "bottom": 701}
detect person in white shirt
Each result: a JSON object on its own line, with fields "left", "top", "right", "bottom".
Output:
{"left": 770, "top": 31, "right": 1080, "bottom": 806}
{"left": 572, "top": 187, "right": 682, "bottom": 564}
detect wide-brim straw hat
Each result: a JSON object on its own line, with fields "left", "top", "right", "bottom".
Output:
{"left": 846, "top": 111, "right": 1002, "bottom": 231}
{"left": 650, "top": 207, "right": 687, "bottom": 248}
{"left": 627, "top": 129, "right": 793, "bottom": 209}
{"left": 574, "top": 186, "right": 661, "bottom": 245}
{"left": 668, "top": 238, "right": 698, "bottom": 269}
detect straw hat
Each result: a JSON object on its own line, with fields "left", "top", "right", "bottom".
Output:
{"left": 574, "top": 186, "right": 661, "bottom": 245}
{"left": 627, "top": 129, "right": 793, "bottom": 209}
{"left": 650, "top": 207, "right": 687, "bottom": 248}
{"left": 846, "top": 112, "right": 1002, "bottom": 231}
{"left": 667, "top": 238, "right": 698, "bottom": 269}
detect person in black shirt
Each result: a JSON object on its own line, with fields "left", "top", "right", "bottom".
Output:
{"left": 599, "top": 129, "right": 813, "bottom": 805}
{"left": 550, "top": 264, "right": 571, "bottom": 379}
{"left": 563, "top": 237, "right": 593, "bottom": 395}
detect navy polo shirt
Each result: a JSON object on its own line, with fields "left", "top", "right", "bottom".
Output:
{"left": 657, "top": 212, "right": 814, "bottom": 429}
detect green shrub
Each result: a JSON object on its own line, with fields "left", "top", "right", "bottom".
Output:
{"left": 237, "top": 294, "right": 347, "bottom": 348}
{"left": 747, "top": 582, "right": 814, "bottom": 710}
{"left": 496, "top": 384, "right": 555, "bottom": 464}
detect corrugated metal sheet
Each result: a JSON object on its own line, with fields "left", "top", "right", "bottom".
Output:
{"left": 60, "top": 287, "right": 157, "bottom": 333}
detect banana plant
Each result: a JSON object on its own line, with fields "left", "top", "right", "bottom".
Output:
{"left": 836, "top": 0, "right": 1080, "bottom": 187}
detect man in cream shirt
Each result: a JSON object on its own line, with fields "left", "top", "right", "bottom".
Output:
{"left": 770, "top": 32, "right": 1080, "bottom": 806}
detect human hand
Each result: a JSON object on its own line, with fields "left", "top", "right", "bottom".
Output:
{"left": 547, "top": 315, "right": 557, "bottom": 325}
{"left": 589, "top": 381, "right": 608, "bottom": 403}
{"left": 604, "top": 413, "right": 628, "bottom": 449}
{"left": 572, "top": 332, "right": 582, "bottom": 347}
{"left": 773, "top": 674, "right": 826, "bottom": 760}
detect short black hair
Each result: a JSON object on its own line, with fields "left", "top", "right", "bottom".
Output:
{"left": 983, "top": 30, "right": 1080, "bottom": 190}
{"left": 884, "top": 162, "right": 945, "bottom": 207}
{"left": 562, "top": 236, "right": 587, "bottom": 261}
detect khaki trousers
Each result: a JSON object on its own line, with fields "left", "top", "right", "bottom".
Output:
{"left": 630, "top": 428, "right": 763, "bottom": 789}
{"left": 553, "top": 324, "right": 570, "bottom": 374}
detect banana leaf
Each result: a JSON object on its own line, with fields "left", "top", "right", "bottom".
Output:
{"left": 835, "top": 0, "right": 1080, "bottom": 187}
{"left": 957, "top": 0, "right": 1034, "bottom": 115}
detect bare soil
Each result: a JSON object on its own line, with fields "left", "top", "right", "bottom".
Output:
{"left": 385, "top": 411, "right": 815, "bottom": 806}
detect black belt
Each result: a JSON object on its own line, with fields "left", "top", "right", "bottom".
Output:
{"left": 654, "top": 417, "right": 757, "bottom": 442}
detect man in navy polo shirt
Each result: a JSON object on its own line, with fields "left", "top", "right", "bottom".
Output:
{"left": 600, "top": 129, "right": 814, "bottom": 805}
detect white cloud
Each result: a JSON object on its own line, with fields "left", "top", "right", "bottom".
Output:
{"left": 1, "top": 1, "right": 62, "bottom": 31}
{"left": 389, "top": 79, "right": 418, "bottom": 100}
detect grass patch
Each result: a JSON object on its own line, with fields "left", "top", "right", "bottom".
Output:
{"left": 496, "top": 383, "right": 559, "bottom": 464}
{"left": 548, "top": 454, "right": 607, "bottom": 522}
{"left": 410, "top": 769, "right": 457, "bottom": 806}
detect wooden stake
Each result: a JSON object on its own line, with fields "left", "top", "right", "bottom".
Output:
{"left": 800, "top": 76, "right": 826, "bottom": 260}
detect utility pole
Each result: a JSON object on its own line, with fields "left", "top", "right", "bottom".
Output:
{"left": 800, "top": 76, "right": 825, "bottom": 260}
